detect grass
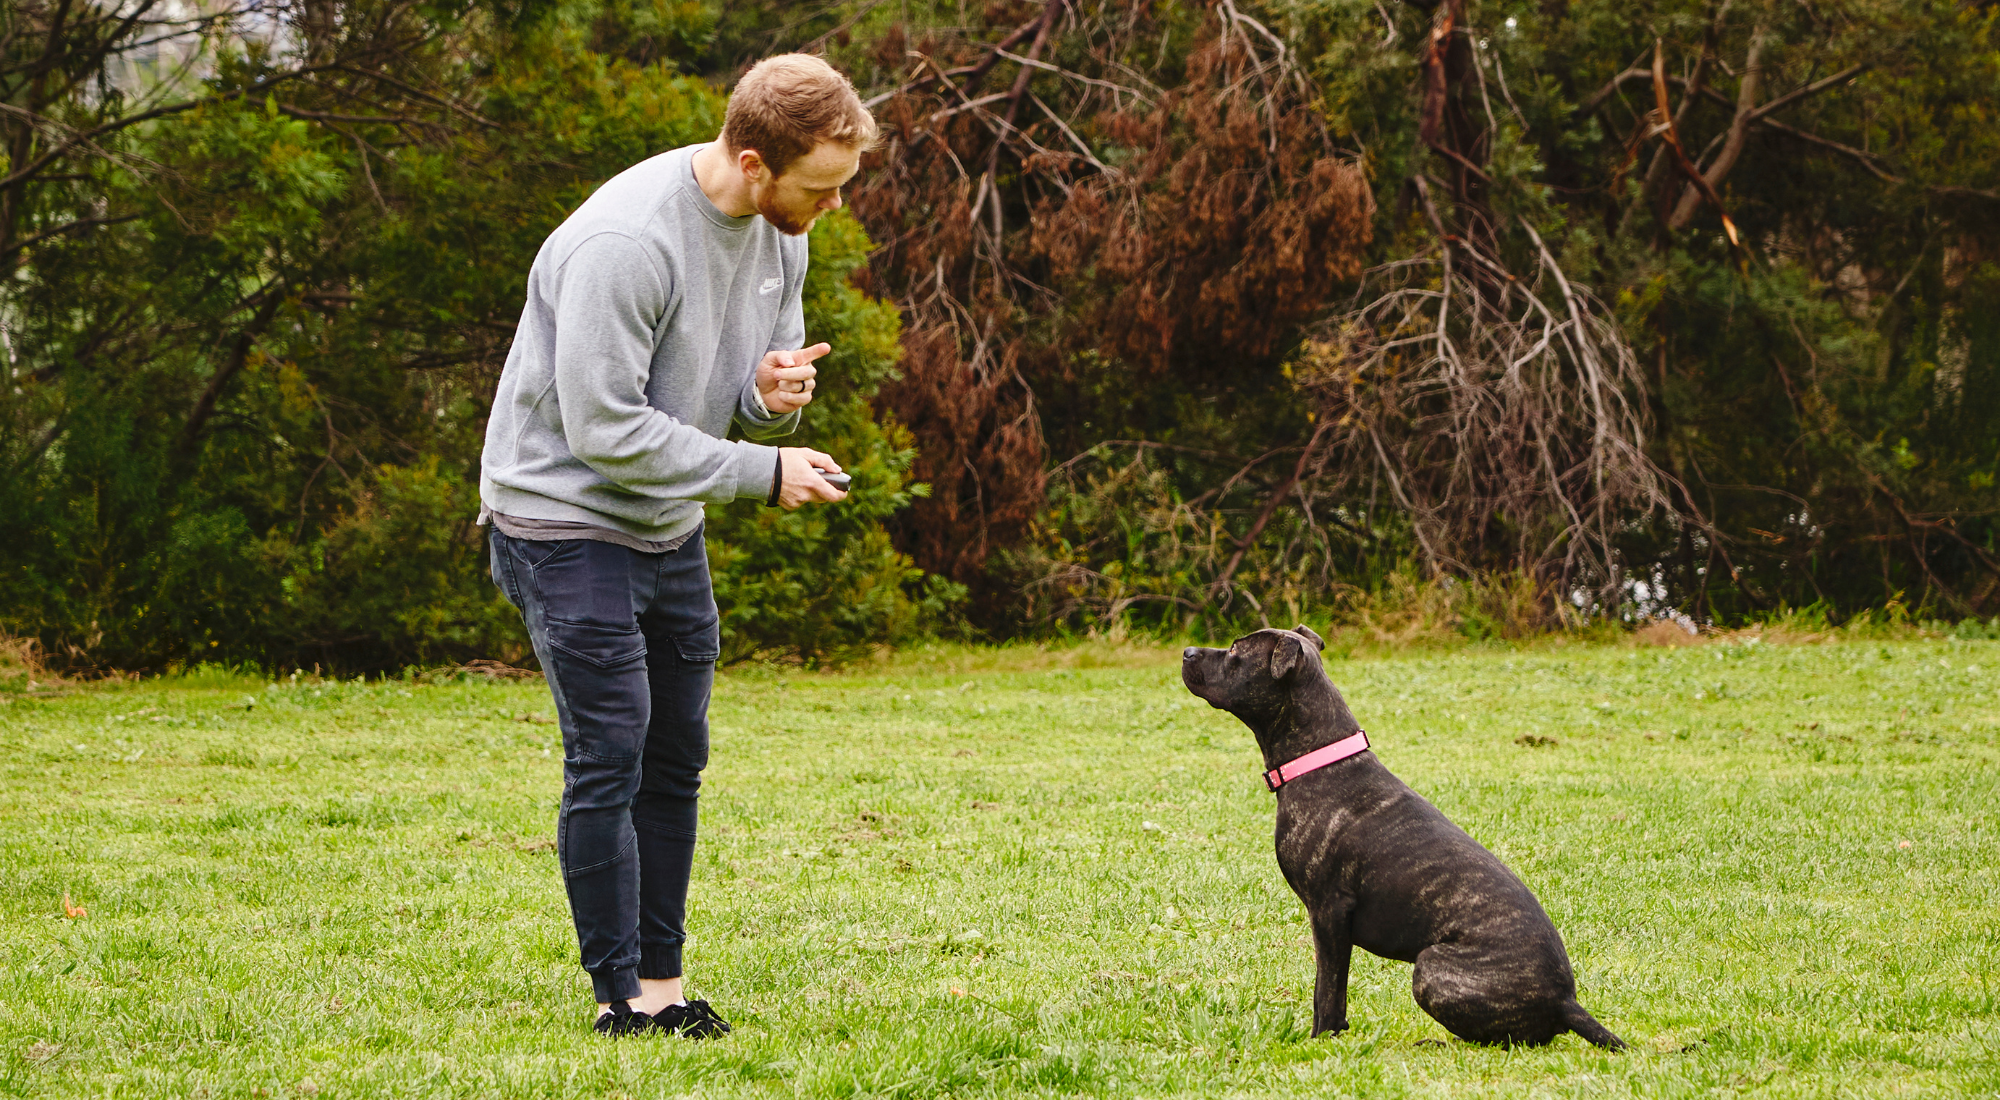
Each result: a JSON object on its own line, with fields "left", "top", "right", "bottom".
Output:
{"left": 2, "top": 636, "right": 1997, "bottom": 1098}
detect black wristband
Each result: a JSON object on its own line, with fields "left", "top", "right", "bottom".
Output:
{"left": 766, "top": 450, "right": 783, "bottom": 507}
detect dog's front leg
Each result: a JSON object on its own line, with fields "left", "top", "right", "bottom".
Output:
{"left": 1309, "top": 903, "right": 1354, "bottom": 1037}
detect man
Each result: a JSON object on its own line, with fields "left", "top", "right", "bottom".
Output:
{"left": 479, "top": 54, "right": 876, "bottom": 1037}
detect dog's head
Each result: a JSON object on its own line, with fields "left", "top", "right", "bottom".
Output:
{"left": 1181, "top": 624, "right": 1327, "bottom": 720}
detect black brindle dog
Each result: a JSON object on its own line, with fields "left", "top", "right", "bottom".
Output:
{"left": 1182, "top": 625, "right": 1627, "bottom": 1049}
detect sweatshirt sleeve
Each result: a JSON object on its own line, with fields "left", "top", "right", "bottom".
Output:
{"left": 551, "top": 232, "right": 776, "bottom": 502}
{"left": 735, "top": 234, "right": 807, "bottom": 439}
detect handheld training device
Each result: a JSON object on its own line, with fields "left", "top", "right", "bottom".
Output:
{"left": 819, "top": 470, "right": 852, "bottom": 491}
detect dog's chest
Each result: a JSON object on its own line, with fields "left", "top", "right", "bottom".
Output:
{"left": 1273, "top": 801, "right": 1371, "bottom": 893}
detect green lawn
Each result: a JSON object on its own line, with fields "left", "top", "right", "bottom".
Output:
{"left": 2, "top": 637, "right": 1997, "bottom": 1098}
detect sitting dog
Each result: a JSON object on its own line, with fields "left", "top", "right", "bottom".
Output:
{"left": 1182, "top": 626, "right": 1627, "bottom": 1049}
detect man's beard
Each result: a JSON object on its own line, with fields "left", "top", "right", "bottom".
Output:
{"left": 754, "top": 187, "right": 816, "bottom": 236}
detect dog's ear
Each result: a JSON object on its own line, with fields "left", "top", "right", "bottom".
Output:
{"left": 1269, "top": 632, "right": 1308, "bottom": 681}
{"left": 1293, "top": 623, "right": 1325, "bottom": 651}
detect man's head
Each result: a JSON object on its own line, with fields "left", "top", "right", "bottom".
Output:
{"left": 722, "top": 54, "right": 879, "bottom": 236}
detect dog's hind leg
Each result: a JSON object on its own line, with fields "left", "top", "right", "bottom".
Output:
{"left": 1411, "top": 944, "right": 1563, "bottom": 1046}
{"left": 1308, "top": 903, "right": 1355, "bottom": 1037}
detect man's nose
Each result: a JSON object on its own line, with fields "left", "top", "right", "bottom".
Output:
{"left": 822, "top": 192, "right": 843, "bottom": 211}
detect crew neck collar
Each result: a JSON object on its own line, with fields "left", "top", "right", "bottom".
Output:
{"left": 684, "top": 143, "right": 757, "bottom": 231}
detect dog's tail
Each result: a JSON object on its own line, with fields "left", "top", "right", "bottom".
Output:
{"left": 1561, "top": 1000, "right": 1628, "bottom": 1051}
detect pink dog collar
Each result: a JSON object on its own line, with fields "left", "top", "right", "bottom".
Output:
{"left": 1264, "top": 730, "right": 1370, "bottom": 792}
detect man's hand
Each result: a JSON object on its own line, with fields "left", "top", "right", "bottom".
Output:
{"left": 777, "top": 447, "right": 847, "bottom": 509}
{"left": 757, "top": 343, "right": 831, "bottom": 415}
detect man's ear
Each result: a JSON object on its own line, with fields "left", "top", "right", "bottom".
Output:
{"left": 1293, "top": 623, "right": 1325, "bottom": 651}
{"left": 1270, "top": 634, "right": 1306, "bottom": 681}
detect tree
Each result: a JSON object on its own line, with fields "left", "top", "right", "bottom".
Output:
{"left": 828, "top": 0, "right": 2000, "bottom": 628}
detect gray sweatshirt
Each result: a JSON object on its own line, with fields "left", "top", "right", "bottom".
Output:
{"left": 479, "top": 143, "right": 804, "bottom": 542}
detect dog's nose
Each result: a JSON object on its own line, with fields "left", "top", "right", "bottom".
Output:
{"left": 1183, "top": 647, "right": 1199, "bottom": 660}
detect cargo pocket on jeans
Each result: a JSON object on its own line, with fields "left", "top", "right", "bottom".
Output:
{"left": 546, "top": 616, "right": 648, "bottom": 671}
{"left": 544, "top": 617, "right": 648, "bottom": 762}
{"left": 671, "top": 618, "right": 721, "bottom": 665}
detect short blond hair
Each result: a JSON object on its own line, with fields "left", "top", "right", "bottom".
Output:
{"left": 722, "top": 54, "right": 879, "bottom": 177}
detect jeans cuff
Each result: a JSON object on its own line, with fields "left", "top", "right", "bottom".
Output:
{"left": 590, "top": 964, "right": 642, "bottom": 1004}
{"left": 639, "top": 943, "right": 683, "bottom": 980}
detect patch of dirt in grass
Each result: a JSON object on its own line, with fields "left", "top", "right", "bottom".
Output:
{"left": 23, "top": 1039, "right": 61, "bottom": 1063}
{"left": 1715, "top": 623, "right": 1835, "bottom": 645}
{"left": 1631, "top": 619, "right": 1706, "bottom": 647}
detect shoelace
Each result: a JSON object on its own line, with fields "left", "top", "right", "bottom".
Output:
{"left": 686, "top": 999, "right": 727, "bottom": 1025}
{"left": 657, "top": 1000, "right": 729, "bottom": 1036}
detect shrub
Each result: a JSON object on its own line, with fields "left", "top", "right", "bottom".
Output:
{"left": 706, "top": 211, "right": 964, "bottom": 665}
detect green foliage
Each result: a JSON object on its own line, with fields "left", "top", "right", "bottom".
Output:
{"left": 1333, "top": 0, "right": 2000, "bottom": 622}
{"left": 0, "top": 0, "right": 945, "bottom": 673}
{"left": 279, "top": 460, "right": 523, "bottom": 668}
{"left": 706, "top": 211, "right": 964, "bottom": 665}
{"left": 1004, "top": 448, "right": 1583, "bottom": 647}
{"left": 1001, "top": 445, "right": 1405, "bottom": 642}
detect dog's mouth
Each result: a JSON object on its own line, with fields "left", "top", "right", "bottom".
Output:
{"left": 1181, "top": 647, "right": 1213, "bottom": 695}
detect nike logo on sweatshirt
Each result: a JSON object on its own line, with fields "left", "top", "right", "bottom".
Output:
{"left": 759, "top": 277, "right": 782, "bottom": 295}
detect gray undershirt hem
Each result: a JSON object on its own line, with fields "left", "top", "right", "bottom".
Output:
{"left": 479, "top": 505, "right": 695, "bottom": 554}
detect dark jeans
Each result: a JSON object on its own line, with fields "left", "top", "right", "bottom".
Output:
{"left": 488, "top": 526, "right": 719, "bottom": 1004}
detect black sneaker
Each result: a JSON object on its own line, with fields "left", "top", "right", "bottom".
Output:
{"left": 652, "top": 999, "right": 731, "bottom": 1038}
{"left": 686, "top": 999, "right": 733, "bottom": 1034}
{"left": 593, "top": 1002, "right": 656, "bottom": 1037}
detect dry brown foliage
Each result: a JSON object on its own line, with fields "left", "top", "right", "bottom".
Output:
{"left": 0, "top": 634, "right": 61, "bottom": 689}
{"left": 1282, "top": 0, "right": 1685, "bottom": 611}
{"left": 848, "top": 0, "right": 1690, "bottom": 632}
{"left": 848, "top": 1, "right": 1373, "bottom": 599}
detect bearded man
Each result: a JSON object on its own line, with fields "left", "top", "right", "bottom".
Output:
{"left": 479, "top": 54, "right": 874, "bottom": 1037}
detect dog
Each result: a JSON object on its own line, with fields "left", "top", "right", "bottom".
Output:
{"left": 1182, "top": 625, "right": 1627, "bottom": 1049}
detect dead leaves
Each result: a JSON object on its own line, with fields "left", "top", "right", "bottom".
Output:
{"left": 60, "top": 893, "right": 86, "bottom": 920}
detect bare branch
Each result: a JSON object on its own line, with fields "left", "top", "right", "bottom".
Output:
{"left": 1668, "top": 22, "right": 1767, "bottom": 230}
{"left": 1578, "top": 65, "right": 1652, "bottom": 116}
{"left": 1756, "top": 116, "right": 1897, "bottom": 181}
{"left": 991, "top": 47, "right": 1155, "bottom": 106}
{"left": 0, "top": 212, "right": 143, "bottom": 259}
{"left": 1747, "top": 63, "right": 1866, "bottom": 122}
